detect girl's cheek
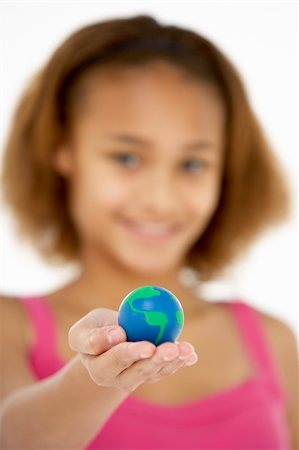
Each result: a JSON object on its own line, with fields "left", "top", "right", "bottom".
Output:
{"left": 92, "top": 181, "right": 128, "bottom": 207}
{"left": 190, "top": 186, "right": 220, "bottom": 218}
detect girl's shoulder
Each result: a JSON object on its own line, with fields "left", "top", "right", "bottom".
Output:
{"left": 241, "top": 302, "right": 297, "bottom": 393}
{"left": 0, "top": 295, "right": 36, "bottom": 402}
{"left": 0, "top": 294, "right": 31, "bottom": 339}
{"left": 0, "top": 295, "right": 34, "bottom": 358}
{"left": 230, "top": 299, "right": 296, "bottom": 355}
{"left": 252, "top": 305, "right": 297, "bottom": 364}
{"left": 254, "top": 305, "right": 298, "bottom": 447}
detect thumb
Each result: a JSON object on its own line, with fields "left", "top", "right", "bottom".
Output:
{"left": 68, "top": 307, "right": 126, "bottom": 355}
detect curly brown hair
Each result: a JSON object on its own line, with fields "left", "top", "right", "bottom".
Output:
{"left": 1, "top": 14, "right": 292, "bottom": 281}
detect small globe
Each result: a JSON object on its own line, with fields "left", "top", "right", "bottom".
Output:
{"left": 118, "top": 286, "right": 184, "bottom": 346}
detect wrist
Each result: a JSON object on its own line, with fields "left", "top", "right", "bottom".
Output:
{"left": 59, "top": 354, "right": 129, "bottom": 405}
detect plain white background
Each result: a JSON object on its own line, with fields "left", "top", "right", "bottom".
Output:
{"left": 0, "top": 1, "right": 298, "bottom": 332}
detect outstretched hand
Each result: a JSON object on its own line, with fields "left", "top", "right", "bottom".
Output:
{"left": 68, "top": 307, "right": 198, "bottom": 393}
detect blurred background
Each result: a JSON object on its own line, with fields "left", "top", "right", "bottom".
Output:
{"left": 0, "top": 1, "right": 297, "bottom": 332}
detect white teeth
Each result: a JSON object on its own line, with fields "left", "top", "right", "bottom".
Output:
{"left": 128, "top": 222, "right": 173, "bottom": 235}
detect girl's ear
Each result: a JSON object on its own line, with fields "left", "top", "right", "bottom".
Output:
{"left": 52, "top": 144, "right": 73, "bottom": 176}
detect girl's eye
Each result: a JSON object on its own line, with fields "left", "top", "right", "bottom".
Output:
{"left": 111, "top": 153, "right": 140, "bottom": 168}
{"left": 182, "top": 159, "right": 207, "bottom": 173}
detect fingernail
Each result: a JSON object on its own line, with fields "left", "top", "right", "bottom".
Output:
{"left": 185, "top": 353, "right": 198, "bottom": 366}
{"left": 140, "top": 351, "right": 153, "bottom": 359}
{"left": 181, "top": 342, "right": 195, "bottom": 353}
{"left": 187, "top": 343, "right": 195, "bottom": 353}
{"left": 107, "top": 327, "right": 123, "bottom": 344}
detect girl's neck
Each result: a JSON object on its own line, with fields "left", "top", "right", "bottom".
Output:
{"left": 53, "top": 247, "right": 206, "bottom": 316}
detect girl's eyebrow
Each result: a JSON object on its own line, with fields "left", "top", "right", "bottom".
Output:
{"left": 102, "top": 133, "right": 216, "bottom": 151}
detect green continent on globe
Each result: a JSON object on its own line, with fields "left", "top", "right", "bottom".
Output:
{"left": 176, "top": 310, "right": 184, "bottom": 327}
{"left": 127, "top": 286, "right": 161, "bottom": 307}
{"left": 126, "top": 286, "right": 168, "bottom": 345}
{"left": 144, "top": 311, "right": 168, "bottom": 344}
{"left": 119, "top": 285, "right": 184, "bottom": 345}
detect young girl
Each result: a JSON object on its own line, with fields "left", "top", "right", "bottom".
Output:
{"left": 0, "top": 14, "right": 298, "bottom": 450}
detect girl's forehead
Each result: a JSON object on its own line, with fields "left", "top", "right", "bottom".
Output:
{"left": 73, "top": 62, "right": 226, "bottom": 133}
{"left": 77, "top": 61, "right": 222, "bottom": 107}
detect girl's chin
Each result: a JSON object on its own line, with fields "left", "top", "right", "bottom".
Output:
{"left": 118, "top": 255, "right": 182, "bottom": 278}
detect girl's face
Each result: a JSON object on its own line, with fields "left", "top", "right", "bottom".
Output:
{"left": 55, "top": 61, "right": 226, "bottom": 275}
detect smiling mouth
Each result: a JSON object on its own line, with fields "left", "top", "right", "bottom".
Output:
{"left": 120, "top": 218, "right": 181, "bottom": 241}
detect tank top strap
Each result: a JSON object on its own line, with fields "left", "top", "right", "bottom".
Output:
{"left": 19, "top": 296, "right": 64, "bottom": 378}
{"left": 227, "top": 299, "right": 287, "bottom": 403}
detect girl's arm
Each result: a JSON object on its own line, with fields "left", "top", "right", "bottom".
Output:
{"left": 0, "top": 298, "right": 130, "bottom": 450}
{"left": 0, "top": 355, "right": 129, "bottom": 450}
{"left": 0, "top": 302, "right": 197, "bottom": 450}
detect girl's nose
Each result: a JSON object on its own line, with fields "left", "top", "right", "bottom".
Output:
{"left": 138, "top": 169, "right": 180, "bottom": 218}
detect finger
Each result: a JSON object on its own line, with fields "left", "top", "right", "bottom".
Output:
{"left": 176, "top": 341, "right": 196, "bottom": 359}
{"left": 116, "top": 341, "right": 197, "bottom": 389}
{"left": 153, "top": 342, "right": 198, "bottom": 380}
{"left": 81, "top": 340, "right": 156, "bottom": 386}
{"left": 68, "top": 308, "right": 125, "bottom": 355}
{"left": 174, "top": 341, "right": 198, "bottom": 367}
{"left": 149, "top": 351, "right": 198, "bottom": 381}
{"left": 115, "top": 342, "right": 180, "bottom": 390}
{"left": 148, "top": 356, "right": 186, "bottom": 381}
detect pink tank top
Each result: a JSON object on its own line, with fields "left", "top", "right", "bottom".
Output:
{"left": 19, "top": 296, "right": 291, "bottom": 449}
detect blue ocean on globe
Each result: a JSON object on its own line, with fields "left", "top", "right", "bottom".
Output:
{"left": 118, "top": 286, "right": 184, "bottom": 346}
